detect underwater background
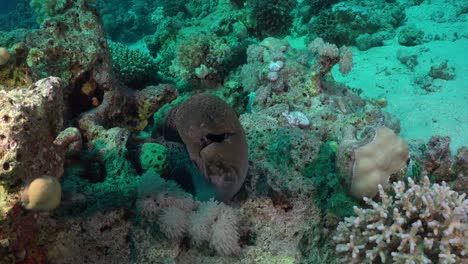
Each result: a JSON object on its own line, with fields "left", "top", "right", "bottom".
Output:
{"left": 0, "top": 0, "right": 467, "bottom": 263}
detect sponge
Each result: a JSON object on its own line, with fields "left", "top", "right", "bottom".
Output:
{"left": 21, "top": 175, "right": 61, "bottom": 211}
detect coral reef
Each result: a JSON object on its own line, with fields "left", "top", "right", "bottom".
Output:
{"left": 453, "top": 147, "right": 468, "bottom": 192}
{"left": 407, "top": 135, "right": 468, "bottom": 193}
{"left": 423, "top": 136, "right": 453, "bottom": 181}
{"left": 0, "top": 78, "right": 66, "bottom": 189}
{"left": 142, "top": 1, "right": 251, "bottom": 88}
{"left": 53, "top": 127, "right": 82, "bottom": 157}
{"left": 108, "top": 40, "right": 158, "bottom": 88}
{"left": 0, "top": 0, "right": 36, "bottom": 31}
{"left": 78, "top": 83, "right": 177, "bottom": 138}
{"left": 1, "top": 203, "right": 47, "bottom": 263}
{"left": 43, "top": 209, "right": 131, "bottom": 264}
{"left": 240, "top": 197, "right": 328, "bottom": 263}
{"left": 307, "top": 0, "right": 405, "bottom": 50}
{"left": 240, "top": 36, "right": 353, "bottom": 104}
{"left": 93, "top": 0, "right": 155, "bottom": 42}
{"left": 25, "top": 0, "right": 114, "bottom": 117}
{"left": 334, "top": 176, "right": 468, "bottom": 263}
{"left": 0, "top": 43, "right": 34, "bottom": 89}
{"left": 138, "top": 142, "right": 169, "bottom": 174}
{"left": 136, "top": 171, "right": 241, "bottom": 256}
{"left": 429, "top": 60, "right": 456, "bottom": 81}
{"left": 0, "top": 0, "right": 465, "bottom": 263}
{"left": 248, "top": 0, "right": 296, "bottom": 38}
{"left": 241, "top": 109, "right": 320, "bottom": 198}
{"left": 170, "top": 32, "right": 232, "bottom": 88}
{"left": 398, "top": 25, "right": 425, "bottom": 46}
{"left": 302, "top": 141, "right": 357, "bottom": 218}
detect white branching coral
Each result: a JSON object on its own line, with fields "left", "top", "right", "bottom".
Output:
{"left": 333, "top": 176, "right": 468, "bottom": 264}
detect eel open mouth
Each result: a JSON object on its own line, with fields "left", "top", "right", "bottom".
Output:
{"left": 200, "top": 132, "right": 235, "bottom": 150}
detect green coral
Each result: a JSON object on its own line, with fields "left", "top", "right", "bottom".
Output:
{"left": 139, "top": 143, "right": 169, "bottom": 174}
{"left": 152, "top": 93, "right": 190, "bottom": 134}
{"left": 307, "top": 1, "right": 405, "bottom": 49}
{"left": 30, "top": 0, "right": 67, "bottom": 22}
{"left": 0, "top": 45, "right": 33, "bottom": 90}
{"left": 266, "top": 129, "right": 293, "bottom": 170}
{"left": 248, "top": 0, "right": 296, "bottom": 37}
{"left": 60, "top": 129, "right": 139, "bottom": 215}
{"left": 302, "top": 141, "right": 358, "bottom": 218}
{"left": 169, "top": 32, "right": 231, "bottom": 87}
{"left": 206, "top": 81, "right": 248, "bottom": 115}
{"left": 108, "top": 40, "right": 158, "bottom": 89}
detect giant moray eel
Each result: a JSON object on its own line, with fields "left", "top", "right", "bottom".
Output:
{"left": 174, "top": 94, "right": 248, "bottom": 201}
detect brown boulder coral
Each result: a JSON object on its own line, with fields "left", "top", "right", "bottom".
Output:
{"left": 336, "top": 126, "right": 409, "bottom": 199}
{"left": 175, "top": 94, "right": 248, "bottom": 201}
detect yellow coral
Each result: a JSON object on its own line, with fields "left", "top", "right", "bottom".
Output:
{"left": 304, "top": 72, "right": 320, "bottom": 97}
{"left": 81, "top": 80, "right": 96, "bottom": 96}
{"left": 21, "top": 175, "right": 61, "bottom": 211}
{"left": 0, "top": 47, "right": 11, "bottom": 66}
{"left": 351, "top": 127, "right": 408, "bottom": 199}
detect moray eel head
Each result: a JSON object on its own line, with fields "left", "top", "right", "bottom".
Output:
{"left": 175, "top": 94, "right": 248, "bottom": 201}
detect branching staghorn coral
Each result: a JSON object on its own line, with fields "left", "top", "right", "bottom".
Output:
{"left": 333, "top": 176, "right": 468, "bottom": 264}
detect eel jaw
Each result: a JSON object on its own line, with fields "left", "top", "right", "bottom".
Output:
{"left": 199, "top": 132, "right": 235, "bottom": 150}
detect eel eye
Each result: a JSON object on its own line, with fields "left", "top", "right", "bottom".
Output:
{"left": 200, "top": 133, "right": 234, "bottom": 149}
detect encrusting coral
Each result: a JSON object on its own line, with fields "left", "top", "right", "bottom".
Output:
{"left": 333, "top": 176, "right": 468, "bottom": 264}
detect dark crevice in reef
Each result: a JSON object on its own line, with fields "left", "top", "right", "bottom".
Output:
{"left": 68, "top": 71, "right": 104, "bottom": 119}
